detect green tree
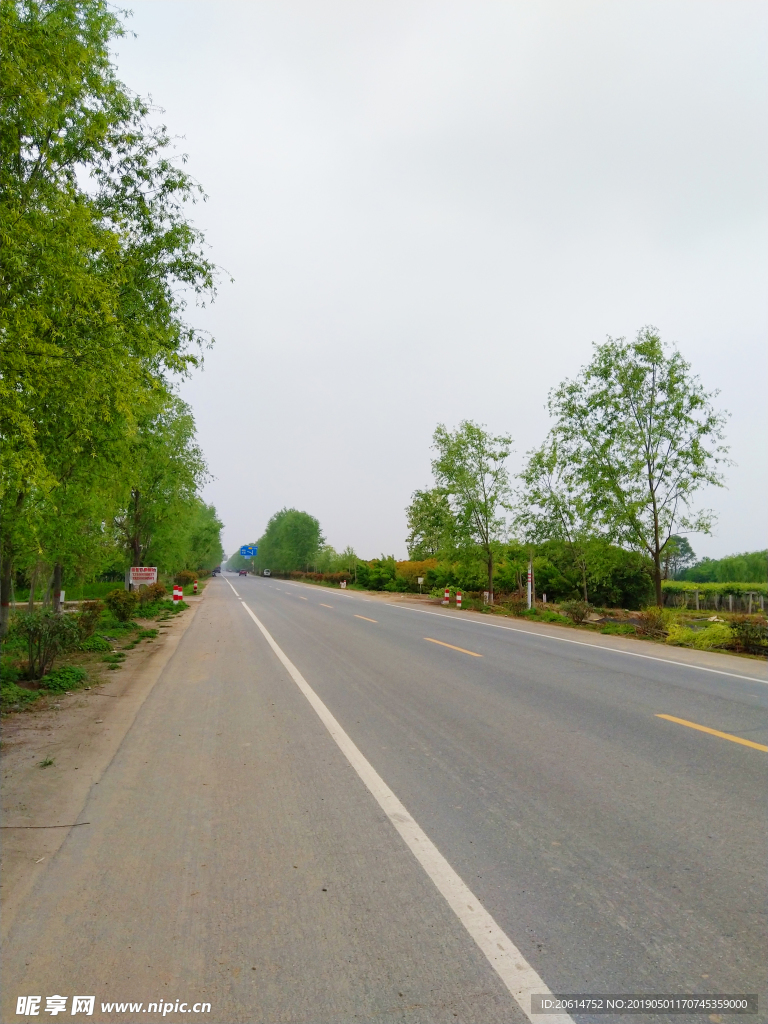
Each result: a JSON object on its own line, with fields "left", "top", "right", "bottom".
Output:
{"left": 515, "top": 437, "right": 597, "bottom": 602}
{"left": 431, "top": 421, "right": 513, "bottom": 602}
{"left": 254, "top": 510, "right": 323, "bottom": 574}
{"left": 547, "top": 328, "right": 728, "bottom": 606}
{"left": 405, "top": 488, "right": 453, "bottom": 559}
{"left": 113, "top": 398, "right": 207, "bottom": 571}
{"left": 662, "top": 535, "right": 696, "bottom": 579}
{"left": 180, "top": 501, "right": 224, "bottom": 571}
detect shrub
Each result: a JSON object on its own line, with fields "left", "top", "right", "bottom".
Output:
{"left": 1, "top": 677, "right": 40, "bottom": 709}
{"left": 104, "top": 589, "right": 139, "bottom": 622}
{"left": 78, "top": 634, "right": 112, "bottom": 652}
{"left": 384, "top": 575, "right": 410, "bottom": 592}
{"left": 10, "top": 610, "right": 81, "bottom": 679}
{"left": 666, "top": 623, "right": 733, "bottom": 650}
{"left": 636, "top": 606, "right": 672, "bottom": 638}
{"left": 1, "top": 660, "right": 19, "bottom": 686}
{"left": 139, "top": 598, "right": 188, "bottom": 618}
{"left": 41, "top": 665, "right": 88, "bottom": 692}
{"left": 728, "top": 618, "right": 768, "bottom": 656}
{"left": 76, "top": 601, "right": 103, "bottom": 641}
{"left": 560, "top": 601, "right": 591, "bottom": 624}
{"left": 174, "top": 570, "right": 197, "bottom": 586}
{"left": 505, "top": 596, "right": 527, "bottom": 616}
{"left": 139, "top": 582, "right": 167, "bottom": 604}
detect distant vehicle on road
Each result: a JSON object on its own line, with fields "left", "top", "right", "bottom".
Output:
{"left": 238, "top": 569, "right": 248, "bottom": 577}
{"left": 263, "top": 569, "right": 271, "bottom": 577}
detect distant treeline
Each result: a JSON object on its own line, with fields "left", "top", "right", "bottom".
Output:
{"left": 677, "top": 550, "right": 767, "bottom": 584}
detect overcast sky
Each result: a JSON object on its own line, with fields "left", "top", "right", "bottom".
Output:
{"left": 113, "top": 1, "right": 767, "bottom": 562}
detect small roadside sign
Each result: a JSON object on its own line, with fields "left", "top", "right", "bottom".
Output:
{"left": 130, "top": 567, "right": 157, "bottom": 587}
{"left": 240, "top": 545, "right": 257, "bottom": 558}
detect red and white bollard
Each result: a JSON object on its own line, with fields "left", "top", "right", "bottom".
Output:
{"left": 442, "top": 588, "right": 450, "bottom": 606}
{"left": 173, "top": 584, "right": 183, "bottom": 603}
{"left": 456, "top": 590, "right": 462, "bottom": 610}
{"left": 193, "top": 579, "right": 198, "bottom": 594}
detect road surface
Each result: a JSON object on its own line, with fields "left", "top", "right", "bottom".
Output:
{"left": 3, "top": 577, "right": 766, "bottom": 1023}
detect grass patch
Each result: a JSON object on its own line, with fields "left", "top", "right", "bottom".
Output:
{"left": 600, "top": 623, "right": 638, "bottom": 636}
{"left": 137, "top": 599, "right": 189, "bottom": 619}
{"left": 38, "top": 757, "right": 55, "bottom": 768}
{"left": 40, "top": 665, "right": 88, "bottom": 692}
{"left": 1, "top": 678, "right": 41, "bottom": 710}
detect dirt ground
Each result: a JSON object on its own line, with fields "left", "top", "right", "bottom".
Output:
{"left": 0, "top": 591, "right": 205, "bottom": 941}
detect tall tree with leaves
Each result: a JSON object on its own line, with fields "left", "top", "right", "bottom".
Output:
{"left": 662, "top": 535, "right": 696, "bottom": 579}
{"left": 515, "top": 438, "right": 597, "bottom": 602}
{"left": 405, "top": 488, "right": 453, "bottom": 559}
{"left": 0, "top": 0, "right": 217, "bottom": 630}
{"left": 113, "top": 398, "right": 207, "bottom": 569}
{"left": 431, "top": 421, "right": 513, "bottom": 602}
{"left": 255, "top": 510, "right": 323, "bottom": 574}
{"left": 547, "top": 328, "right": 728, "bottom": 606}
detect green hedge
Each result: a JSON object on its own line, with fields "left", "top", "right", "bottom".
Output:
{"left": 661, "top": 581, "right": 767, "bottom": 596}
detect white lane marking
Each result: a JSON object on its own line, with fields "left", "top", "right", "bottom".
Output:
{"left": 238, "top": 600, "right": 571, "bottom": 1024}
{"left": 388, "top": 606, "right": 767, "bottom": 685}
{"left": 253, "top": 581, "right": 765, "bottom": 684}
{"left": 225, "top": 580, "right": 240, "bottom": 598}
{"left": 282, "top": 580, "right": 359, "bottom": 600}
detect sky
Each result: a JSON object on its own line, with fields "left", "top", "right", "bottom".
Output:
{"left": 113, "top": 1, "right": 767, "bottom": 562}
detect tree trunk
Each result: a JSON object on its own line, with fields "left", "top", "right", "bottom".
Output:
{"left": 0, "top": 556, "right": 12, "bottom": 639}
{"left": 52, "top": 562, "right": 63, "bottom": 614}
{"left": 28, "top": 563, "right": 39, "bottom": 612}
{"left": 0, "top": 491, "right": 24, "bottom": 637}
{"left": 487, "top": 548, "right": 494, "bottom": 605}
{"left": 653, "top": 554, "right": 663, "bottom": 607}
{"left": 43, "top": 569, "right": 55, "bottom": 608}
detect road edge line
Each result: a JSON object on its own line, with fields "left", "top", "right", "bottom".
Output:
{"left": 390, "top": 606, "right": 768, "bottom": 685}
{"left": 238, "top": 599, "right": 572, "bottom": 1024}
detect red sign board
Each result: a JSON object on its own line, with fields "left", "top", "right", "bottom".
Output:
{"left": 129, "top": 567, "right": 158, "bottom": 586}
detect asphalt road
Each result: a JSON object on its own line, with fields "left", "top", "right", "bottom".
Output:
{"left": 3, "top": 577, "right": 766, "bottom": 1024}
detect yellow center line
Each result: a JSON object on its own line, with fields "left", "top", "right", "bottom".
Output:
{"left": 320, "top": 604, "right": 334, "bottom": 609}
{"left": 655, "top": 714, "right": 768, "bottom": 751}
{"left": 354, "top": 615, "right": 378, "bottom": 623}
{"left": 424, "top": 637, "right": 482, "bottom": 658}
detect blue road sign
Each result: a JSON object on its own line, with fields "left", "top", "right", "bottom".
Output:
{"left": 240, "top": 545, "right": 258, "bottom": 558}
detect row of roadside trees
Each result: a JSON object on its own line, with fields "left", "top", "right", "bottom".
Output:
{"left": 0, "top": 0, "right": 223, "bottom": 634}
{"left": 406, "top": 329, "right": 730, "bottom": 607}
